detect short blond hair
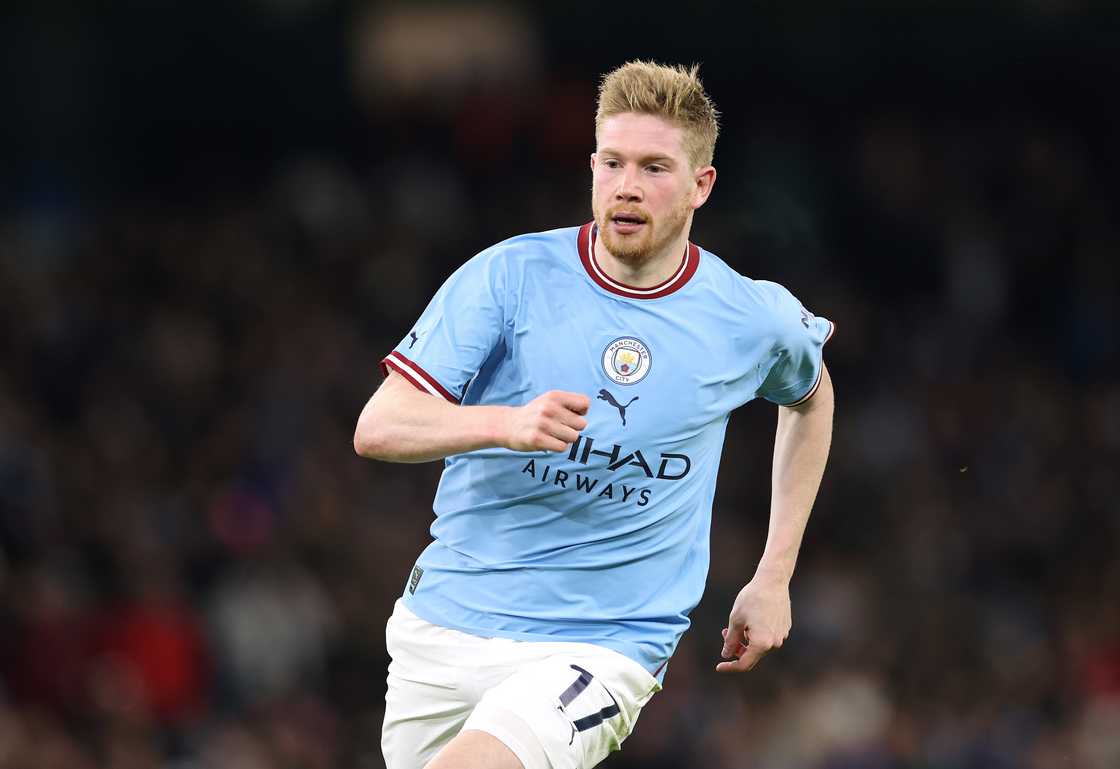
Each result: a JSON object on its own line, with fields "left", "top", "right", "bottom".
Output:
{"left": 595, "top": 60, "right": 720, "bottom": 169}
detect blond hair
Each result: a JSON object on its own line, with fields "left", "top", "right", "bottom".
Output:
{"left": 595, "top": 60, "right": 720, "bottom": 168}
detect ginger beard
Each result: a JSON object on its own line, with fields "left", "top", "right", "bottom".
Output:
{"left": 593, "top": 191, "right": 694, "bottom": 268}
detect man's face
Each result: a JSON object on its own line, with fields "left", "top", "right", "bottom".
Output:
{"left": 591, "top": 113, "right": 705, "bottom": 266}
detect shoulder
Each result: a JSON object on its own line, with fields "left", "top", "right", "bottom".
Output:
{"left": 461, "top": 226, "right": 582, "bottom": 285}
{"left": 750, "top": 278, "right": 802, "bottom": 312}
{"left": 694, "top": 248, "right": 794, "bottom": 312}
{"left": 477, "top": 226, "right": 581, "bottom": 262}
{"left": 439, "top": 226, "right": 581, "bottom": 301}
{"left": 749, "top": 279, "right": 815, "bottom": 343}
{"left": 693, "top": 249, "right": 813, "bottom": 337}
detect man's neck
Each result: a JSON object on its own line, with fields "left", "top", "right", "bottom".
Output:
{"left": 593, "top": 229, "right": 691, "bottom": 289}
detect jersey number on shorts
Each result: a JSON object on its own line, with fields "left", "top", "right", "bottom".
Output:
{"left": 557, "top": 664, "right": 621, "bottom": 744}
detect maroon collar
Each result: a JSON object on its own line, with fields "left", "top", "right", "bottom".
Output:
{"left": 577, "top": 222, "right": 700, "bottom": 300}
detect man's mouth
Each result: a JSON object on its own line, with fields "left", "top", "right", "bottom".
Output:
{"left": 611, "top": 212, "right": 646, "bottom": 224}
{"left": 609, "top": 212, "right": 647, "bottom": 233}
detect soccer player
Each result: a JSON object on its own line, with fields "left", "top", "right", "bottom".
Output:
{"left": 354, "top": 61, "right": 835, "bottom": 769}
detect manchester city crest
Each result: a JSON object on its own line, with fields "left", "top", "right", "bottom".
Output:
{"left": 602, "top": 337, "right": 652, "bottom": 385}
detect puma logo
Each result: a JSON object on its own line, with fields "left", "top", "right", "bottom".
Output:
{"left": 408, "top": 331, "right": 419, "bottom": 349}
{"left": 597, "top": 389, "right": 639, "bottom": 426}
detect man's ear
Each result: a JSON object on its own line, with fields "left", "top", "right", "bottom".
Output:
{"left": 692, "top": 165, "right": 717, "bottom": 209}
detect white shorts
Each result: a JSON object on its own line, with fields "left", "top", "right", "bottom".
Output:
{"left": 381, "top": 600, "right": 662, "bottom": 769}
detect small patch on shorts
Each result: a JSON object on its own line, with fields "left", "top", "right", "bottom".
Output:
{"left": 408, "top": 566, "right": 424, "bottom": 594}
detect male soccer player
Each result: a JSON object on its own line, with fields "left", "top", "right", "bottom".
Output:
{"left": 354, "top": 61, "right": 835, "bottom": 769}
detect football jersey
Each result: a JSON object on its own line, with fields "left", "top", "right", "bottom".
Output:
{"left": 380, "top": 223, "right": 833, "bottom": 678}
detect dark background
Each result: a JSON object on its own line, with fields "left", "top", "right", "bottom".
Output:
{"left": 2, "top": 2, "right": 1118, "bottom": 767}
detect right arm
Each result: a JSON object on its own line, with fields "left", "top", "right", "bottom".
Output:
{"left": 353, "top": 371, "right": 590, "bottom": 463}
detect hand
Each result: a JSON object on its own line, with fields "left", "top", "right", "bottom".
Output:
{"left": 503, "top": 391, "right": 590, "bottom": 452}
{"left": 716, "top": 575, "right": 792, "bottom": 673}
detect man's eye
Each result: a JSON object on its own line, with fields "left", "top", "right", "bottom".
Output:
{"left": 646, "top": 165, "right": 665, "bottom": 173}
{"left": 604, "top": 159, "right": 621, "bottom": 168}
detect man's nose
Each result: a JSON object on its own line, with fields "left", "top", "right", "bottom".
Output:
{"left": 615, "top": 168, "right": 642, "bottom": 200}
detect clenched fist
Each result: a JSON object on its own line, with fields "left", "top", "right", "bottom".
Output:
{"left": 502, "top": 390, "right": 590, "bottom": 453}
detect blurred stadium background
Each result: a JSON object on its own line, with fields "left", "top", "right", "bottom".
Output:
{"left": 2, "top": 2, "right": 1119, "bottom": 767}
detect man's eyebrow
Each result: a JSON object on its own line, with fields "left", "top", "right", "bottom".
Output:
{"left": 598, "top": 149, "right": 677, "bottom": 164}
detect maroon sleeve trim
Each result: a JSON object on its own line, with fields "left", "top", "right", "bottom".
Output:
{"left": 380, "top": 351, "right": 460, "bottom": 404}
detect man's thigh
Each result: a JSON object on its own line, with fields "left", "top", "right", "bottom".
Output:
{"left": 382, "top": 601, "right": 661, "bottom": 769}
{"left": 381, "top": 603, "right": 482, "bottom": 769}
{"left": 463, "top": 649, "right": 660, "bottom": 769}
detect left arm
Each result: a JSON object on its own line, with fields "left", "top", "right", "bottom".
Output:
{"left": 717, "top": 363, "right": 834, "bottom": 673}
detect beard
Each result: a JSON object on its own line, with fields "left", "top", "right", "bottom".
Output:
{"left": 593, "top": 195, "right": 693, "bottom": 268}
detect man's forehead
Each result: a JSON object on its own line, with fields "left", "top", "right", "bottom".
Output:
{"left": 597, "top": 113, "right": 687, "bottom": 157}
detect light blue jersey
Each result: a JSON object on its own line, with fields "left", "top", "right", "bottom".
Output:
{"left": 380, "top": 223, "right": 833, "bottom": 678}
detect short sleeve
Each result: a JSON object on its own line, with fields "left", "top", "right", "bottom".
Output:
{"left": 755, "top": 281, "right": 835, "bottom": 407}
{"left": 380, "top": 248, "right": 509, "bottom": 403}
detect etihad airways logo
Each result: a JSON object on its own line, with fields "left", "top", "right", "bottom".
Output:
{"left": 566, "top": 434, "right": 691, "bottom": 480}
{"left": 518, "top": 435, "right": 691, "bottom": 509}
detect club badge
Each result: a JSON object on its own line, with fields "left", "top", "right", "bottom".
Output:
{"left": 602, "top": 337, "right": 652, "bottom": 385}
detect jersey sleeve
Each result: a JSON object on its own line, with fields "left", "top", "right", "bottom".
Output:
{"left": 380, "top": 247, "right": 510, "bottom": 403}
{"left": 754, "top": 281, "right": 835, "bottom": 407}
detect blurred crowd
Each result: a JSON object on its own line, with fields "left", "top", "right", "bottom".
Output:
{"left": 2, "top": 3, "right": 1118, "bottom": 768}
